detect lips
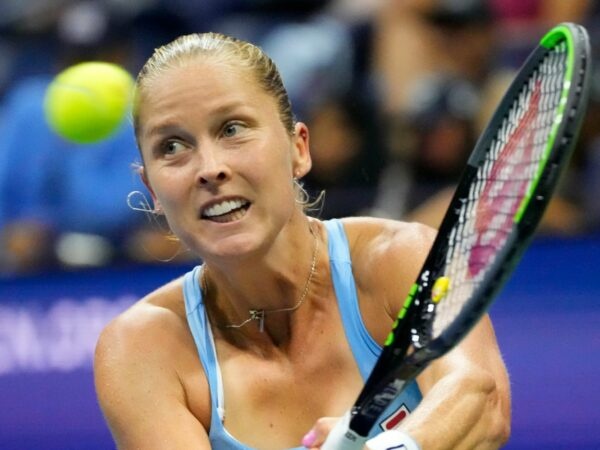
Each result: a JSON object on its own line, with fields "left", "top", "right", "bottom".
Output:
{"left": 200, "top": 197, "right": 251, "bottom": 223}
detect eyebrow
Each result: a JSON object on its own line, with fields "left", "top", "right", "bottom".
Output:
{"left": 143, "top": 123, "right": 196, "bottom": 143}
{"left": 142, "top": 100, "right": 256, "bottom": 139}
{"left": 211, "top": 100, "right": 254, "bottom": 117}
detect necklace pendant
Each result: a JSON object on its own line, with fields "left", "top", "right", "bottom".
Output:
{"left": 249, "top": 309, "right": 265, "bottom": 332}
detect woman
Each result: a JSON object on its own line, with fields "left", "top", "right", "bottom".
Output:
{"left": 94, "top": 33, "right": 510, "bottom": 450}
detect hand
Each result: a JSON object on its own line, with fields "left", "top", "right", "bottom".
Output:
{"left": 302, "top": 414, "right": 371, "bottom": 450}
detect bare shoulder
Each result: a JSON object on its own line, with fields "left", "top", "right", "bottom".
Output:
{"left": 95, "top": 277, "right": 189, "bottom": 367}
{"left": 337, "top": 217, "right": 437, "bottom": 333}
{"left": 94, "top": 277, "right": 192, "bottom": 411}
{"left": 95, "top": 277, "right": 211, "bottom": 448}
{"left": 340, "top": 216, "right": 436, "bottom": 279}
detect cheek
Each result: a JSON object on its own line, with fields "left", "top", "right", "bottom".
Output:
{"left": 253, "top": 144, "right": 295, "bottom": 194}
{"left": 146, "top": 166, "right": 191, "bottom": 212}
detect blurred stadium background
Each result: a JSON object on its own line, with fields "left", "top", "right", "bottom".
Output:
{"left": 0, "top": 0, "right": 599, "bottom": 448}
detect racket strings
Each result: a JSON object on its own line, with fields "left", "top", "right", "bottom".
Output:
{"left": 431, "top": 43, "right": 568, "bottom": 338}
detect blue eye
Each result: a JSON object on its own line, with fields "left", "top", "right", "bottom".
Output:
{"left": 222, "top": 122, "right": 244, "bottom": 138}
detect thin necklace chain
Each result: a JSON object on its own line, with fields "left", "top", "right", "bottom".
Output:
{"left": 201, "top": 226, "right": 319, "bottom": 332}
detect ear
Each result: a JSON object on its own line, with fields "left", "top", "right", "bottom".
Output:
{"left": 291, "top": 122, "right": 312, "bottom": 179}
{"left": 138, "top": 165, "right": 163, "bottom": 213}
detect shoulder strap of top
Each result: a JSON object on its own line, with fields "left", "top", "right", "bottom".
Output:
{"left": 323, "top": 220, "right": 423, "bottom": 431}
{"left": 182, "top": 266, "right": 225, "bottom": 422}
{"left": 323, "top": 219, "right": 381, "bottom": 379}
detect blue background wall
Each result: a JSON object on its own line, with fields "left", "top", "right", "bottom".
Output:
{"left": 0, "top": 236, "right": 599, "bottom": 449}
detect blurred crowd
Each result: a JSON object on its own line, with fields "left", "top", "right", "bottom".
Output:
{"left": 0, "top": 0, "right": 599, "bottom": 275}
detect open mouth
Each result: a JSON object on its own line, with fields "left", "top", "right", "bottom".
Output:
{"left": 201, "top": 198, "right": 251, "bottom": 223}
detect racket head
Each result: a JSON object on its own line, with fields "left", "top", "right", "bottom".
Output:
{"left": 402, "top": 22, "right": 592, "bottom": 362}
{"left": 345, "top": 22, "right": 592, "bottom": 439}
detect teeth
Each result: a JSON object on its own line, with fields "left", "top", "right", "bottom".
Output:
{"left": 204, "top": 199, "right": 246, "bottom": 217}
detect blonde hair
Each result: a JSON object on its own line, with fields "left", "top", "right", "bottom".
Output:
{"left": 133, "top": 32, "right": 295, "bottom": 137}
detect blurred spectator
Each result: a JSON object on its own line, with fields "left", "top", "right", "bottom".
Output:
{"left": 484, "top": 0, "right": 598, "bottom": 235}
{"left": 260, "top": 13, "right": 355, "bottom": 120}
{"left": 212, "top": 0, "right": 332, "bottom": 39}
{"left": 424, "top": 0, "right": 495, "bottom": 84}
{"left": 1, "top": 0, "right": 599, "bottom": 277}
{"left": 0, "top": 1, "right": 190, "bottom": 274}
{"left": 0, "top": 76, "right": 141, "bottom": 273}
{"left": 370, "top": 74, "right": 479, "bottom": 224}
{"left": 370, "top": 0, "right": 494, "bottom": 116}
{"left": 302, "top": 93, "right": 386, "bottom": 218}
{"left": 489, "top": 0, "right": 592, "bottom": 69}
{"left": 562, "top": 3, "right": 600, "bottom": 234}
{"left": 368, "top": 0, "right": 600, "bottom": 236}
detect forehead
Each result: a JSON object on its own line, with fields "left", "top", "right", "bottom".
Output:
{"left": 137, "top": 59, "right": 276, "bottom": 132}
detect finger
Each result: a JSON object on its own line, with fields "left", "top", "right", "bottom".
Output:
{"left": 302, "top": 417, "right": 339, "bottom": 448}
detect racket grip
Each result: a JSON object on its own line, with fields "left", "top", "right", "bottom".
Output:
{"left": 321, "top": 411, "right": 368, "bottom": 450}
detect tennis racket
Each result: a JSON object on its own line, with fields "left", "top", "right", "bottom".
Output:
{"left": 322, "top": 22, "right": 591, "bottom": 450}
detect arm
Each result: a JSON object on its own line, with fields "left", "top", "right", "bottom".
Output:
{"left": 367, "top": 219, "right": 510, "bottom": 449}
{"left": 94, "top": 303, "right": 212, "bottom": 449}
{"left": 305, "top": 318, "right": 510, "bottom": 450}
{"left": 305, "top": 219, "right": 511, "bottom": 449}
{"left": 401, "top": 316, "right": 511, "bottom": 449}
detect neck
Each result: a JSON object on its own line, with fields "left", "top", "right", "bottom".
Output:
{"left": 202, "top": 219, "right": 321, "bottom": 341}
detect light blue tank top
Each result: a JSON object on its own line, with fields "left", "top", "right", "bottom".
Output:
{"left": 182, "top": 219, "right": 422, "bottom": 449}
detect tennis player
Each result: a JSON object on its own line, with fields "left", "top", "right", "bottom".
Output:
{"left": 94, "top": 32, "right": 510, "bottom": 450}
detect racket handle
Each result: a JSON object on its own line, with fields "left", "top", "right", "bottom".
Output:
{"left": 321, "top": 411, "right": 368, "bottom": 450}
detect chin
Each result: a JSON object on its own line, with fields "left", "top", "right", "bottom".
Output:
{"left": 195, "top": 233, "right": 264, "bottom": 262}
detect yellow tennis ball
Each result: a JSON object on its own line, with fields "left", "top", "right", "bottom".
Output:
{"left": 44, "top": 61, "right": 134, "bottom": 144}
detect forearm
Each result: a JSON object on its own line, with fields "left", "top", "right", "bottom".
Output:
{"left": 400, "top": 368, "right": 510, "bottom": 450}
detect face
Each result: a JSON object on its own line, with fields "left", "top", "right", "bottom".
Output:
{"left": 137, "top": 59, "right": 311, "bottom": 259}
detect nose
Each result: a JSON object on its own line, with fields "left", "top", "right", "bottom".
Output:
{"left": 195, "top": 147, "right": 231, "bottom": 186}
{"left": 198, "top": 169, "right": 228, "bottom": 185}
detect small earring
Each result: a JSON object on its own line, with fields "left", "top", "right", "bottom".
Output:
{"left": 127, "top": 190, "right": 153, "bottom": 213}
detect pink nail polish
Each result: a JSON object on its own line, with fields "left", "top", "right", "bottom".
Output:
{"left": 302, "top": 429, "right": 317, "bottom": 447}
